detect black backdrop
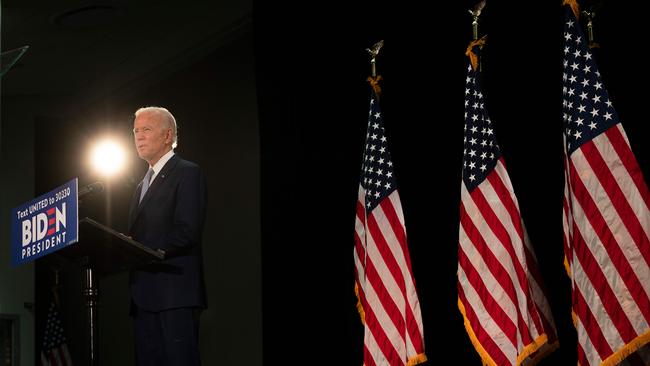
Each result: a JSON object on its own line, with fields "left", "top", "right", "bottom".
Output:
{"left": 256, "top": 1, "right": 650, "bottom": 364}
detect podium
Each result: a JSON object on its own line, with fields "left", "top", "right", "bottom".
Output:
{"left": 58, "top": 217, "right": 164, "bottom": 366}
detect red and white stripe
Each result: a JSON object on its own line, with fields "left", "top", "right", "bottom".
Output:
{"left": 563, "top": 123, "right": 650, "bottom": 366}
{"left": 40, "top": 344, "right": 73, "bottom": 366}
{"left": 354, "top": 187, "right": 426, "bottom": 366}
{"left": 458, "top": 158, "right": 557, "bottom": 366}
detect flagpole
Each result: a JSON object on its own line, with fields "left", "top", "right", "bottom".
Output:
{"left": 366, "top": 40, "right": 384, "bottom": 79}
{"left": 366, "top": 40, "right": 384, "bottom": 99}
{"left": 581, "top": 8, "right": 600, "bottom": 48}
{"left": 468, "top": 1, "right": 486, "bottom": 71}
{"left": 469, "top": 0, "right": 486, "bottom": 41}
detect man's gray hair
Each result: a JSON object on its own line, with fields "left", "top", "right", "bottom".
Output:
{"left": 135, "top": 106, "right": 178, "bottom": 148}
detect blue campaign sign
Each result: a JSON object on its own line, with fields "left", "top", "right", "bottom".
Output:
{"left": 11, "top": 178, "right": 79, "bottom": 266}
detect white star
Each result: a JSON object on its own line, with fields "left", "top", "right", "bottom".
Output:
{"left": 590, "top": 108, "right": 599, "bottom": 117}
{"left": 603, "top": 112, "right": 612, "bottom": 120}
{"left": 588, "top": 121, "right": 597, "bottom": 129}
{"left": 480, "top": 164, "right": 487, "bottom": 172}
{"left": 574, "top": 130, "right": 582, "bottom": 139}
{"left": 580, "top": 91, "right": 588, "bottom": 100}
{"left": 576, "top": 117, "right": 584, "bottom": 126}
{"left": 592, "top": 95, "right": 601, "bottom": 103}
{"left": 469, "top": 174, "right": 476, "bottom": 182}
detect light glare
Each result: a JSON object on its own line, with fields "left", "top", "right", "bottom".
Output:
{"left": 91, "top": 139, "right": 126, "bottom": 176}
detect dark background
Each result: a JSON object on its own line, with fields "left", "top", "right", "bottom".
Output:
{"left": 256, "top": 0, "right": 649, "bottom": 365}
{"left": 2, "top": 0, "right": 649, "bottom": 364}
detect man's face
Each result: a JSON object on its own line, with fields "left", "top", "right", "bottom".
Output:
{"left": 133, "top": 112, "right": 172, "bottom": 165}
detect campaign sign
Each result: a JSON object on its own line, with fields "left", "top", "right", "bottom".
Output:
{"left": 11, "top": 178, "right": 79, "bottom": 265}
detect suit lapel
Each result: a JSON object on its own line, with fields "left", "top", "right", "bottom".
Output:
{"left": 129, "top": 154, "right": 181, "bottom": 231}
{"left": 128, "top": 181, "right": 144, "bottom": 228}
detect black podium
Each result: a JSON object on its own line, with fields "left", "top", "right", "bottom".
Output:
{"left": 58, "top": 217, "right": 164, "bottom": 366}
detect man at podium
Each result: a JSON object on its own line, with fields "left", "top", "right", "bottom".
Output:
{"left": 128, "top": 106, "right": 207, "bottom": 366}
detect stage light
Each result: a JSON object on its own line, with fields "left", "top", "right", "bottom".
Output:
{"left": 90, "top": 139, "right": 126, "bottom": 176}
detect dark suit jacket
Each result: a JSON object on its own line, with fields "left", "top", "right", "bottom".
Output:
{"left": 128, "top": 154, "right": 207, "bottom": 312}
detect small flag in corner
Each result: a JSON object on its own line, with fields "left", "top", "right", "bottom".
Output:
{"left": 40, "top": 290, "right": 73, "bottom": 366}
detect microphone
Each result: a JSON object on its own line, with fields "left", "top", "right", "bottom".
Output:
{"left": 78, "top": 182, "right": 104, "bottom": 199}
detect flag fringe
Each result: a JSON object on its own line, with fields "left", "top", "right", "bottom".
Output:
{"left": 563, "top": 255, "right": 572, "bottom": 278}
{"left": 572, "top": 312, "right": 650, "bottom": 365}
{"left": 562, "top": 0, "right": 580, "bottom": 20}
{"left": 516, "top": 334, "right": 558, "bottom": 366}
{"left": 525, "top": 339, "right": 560, "bottom": 366}
{"left": 465, "top": 36, "right": 487, "bottom": 72}
{"left": 367, "top": 76, "right": 382, "bottom": 98}
{"left": 406, "top": 352, "right": 427, "bottom": 366}
{"left": 599, "top": 330, "right": 650, "bottom": 366}
{"left": 458, "top": 297, "right": 557, "bottom": 366}
{"left": 354, "top": 282, "right": 366, "bottom": 324}
{"left": 458, "top": 297, "right": 498, "bottom": 366}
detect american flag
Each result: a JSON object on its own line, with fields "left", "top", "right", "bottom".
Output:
{"left": 457, "top": 42, "right": 558, "bottom": 366}
{"left": 562, "top": 4, "right": 650, "bottom": 365}
{"left": 40, "top": 299, "right": 73, "bottom": 366}
{"left": 353, "top": 78, "right": 426, "bottom": 366}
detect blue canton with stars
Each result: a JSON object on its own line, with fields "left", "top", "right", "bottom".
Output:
{"left": 42, "top": 301, "right": 69, "bottom": 353}
{"left": 360, "top": 88, "right": 397, "bottom": 211}
{"left": 463, "top": 64, "right": 501, "bottom": 192}
{"left": 563, "top": 8, "right": 620, "bottom": 154}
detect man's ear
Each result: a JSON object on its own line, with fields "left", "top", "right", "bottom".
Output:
{"left": 166, "top": 128, "right": 173, "bottom": 144}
